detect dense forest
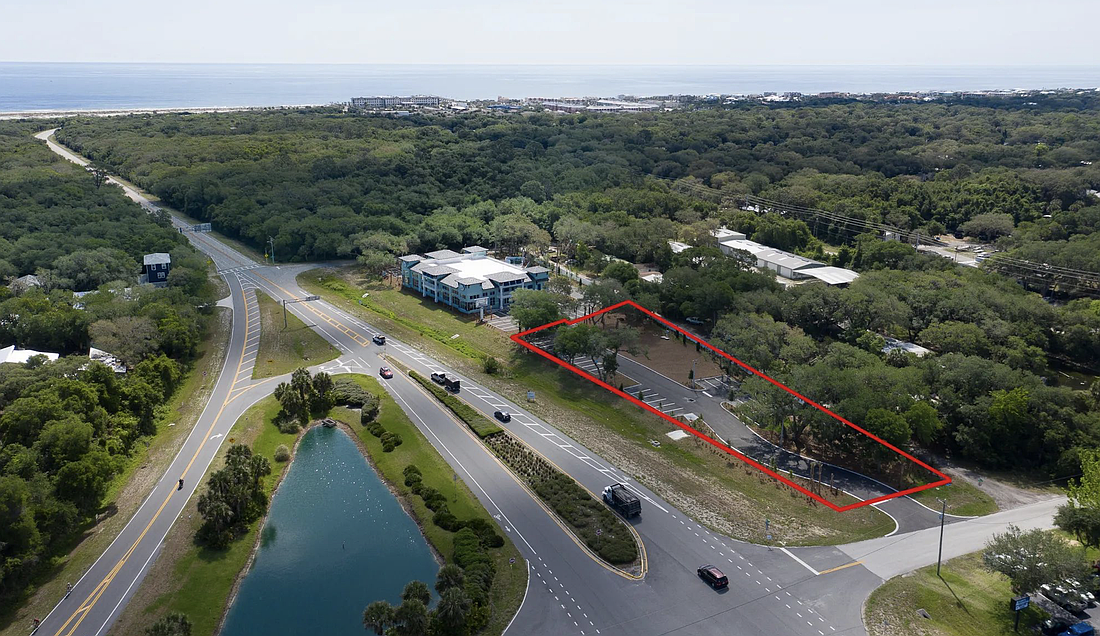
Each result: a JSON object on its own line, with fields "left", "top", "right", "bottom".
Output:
{"left": 55, "top": 96, "right": 1100, "bottom": 267}
{"left": 0, "top": 122, "right": 217, "bottom": 605}
{"left": 46, "top": 98, "right": 1100, "bottom": 477}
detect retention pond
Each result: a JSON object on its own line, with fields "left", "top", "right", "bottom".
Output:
{"left": 220, "top": 425, "right": 439, "bottom": 635}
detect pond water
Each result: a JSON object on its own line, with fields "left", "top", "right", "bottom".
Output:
{"left": 219, "top": 426, "right": 439, "bottom": 636}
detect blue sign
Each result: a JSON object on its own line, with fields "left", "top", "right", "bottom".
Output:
{"left": 1011, "top": 595, "right": 1029, "bottom": 611}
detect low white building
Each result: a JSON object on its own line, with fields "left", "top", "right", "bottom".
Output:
{"left": 718, "top": 239, "right": 859, "bottom": 285}
{"left": 712, "top": 227, "right": 746, "bottom": 245}
{"left": 668, "top": 240, "right": 692, "bottom": 254}
{"left": 0, "top": 345, "right": 59, "bottom": 365}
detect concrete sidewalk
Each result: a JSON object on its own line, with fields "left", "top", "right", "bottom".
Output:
{"left": 839, "top": 496, "right": 1067, "bottom": 580}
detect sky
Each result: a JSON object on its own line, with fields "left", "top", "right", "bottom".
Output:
{"left": 3, "top": 0, "right": 1099, "bottom": 65}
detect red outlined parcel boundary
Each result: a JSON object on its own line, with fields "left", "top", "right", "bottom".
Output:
{"left": 511, "top": 299, "right": 950, "bottom": 512}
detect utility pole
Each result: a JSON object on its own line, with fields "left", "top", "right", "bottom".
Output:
{"left": 268, "top": 236, "right": 276, "bottom": 265}
{"left": 936, "top": 498, "right": 947, "bottom": 577}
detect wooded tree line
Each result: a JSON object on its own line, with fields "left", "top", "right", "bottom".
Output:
{"left": 0, "top": 122, "right": 217, "bottom": 607}
{"left": 52, "top": 95, "right": 1100, "bottom": 268}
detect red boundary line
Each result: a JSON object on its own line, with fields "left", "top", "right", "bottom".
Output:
{"left": 511, "top": 299, "right": 950, "bottom": 512}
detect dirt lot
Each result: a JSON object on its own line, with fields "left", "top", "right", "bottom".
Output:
{"left": 618, "top": 313, "right": 724, "bottom": 387}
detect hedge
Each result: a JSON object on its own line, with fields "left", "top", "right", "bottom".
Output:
{"left": 409, "top": 370, "right": 501, "bottom": 438}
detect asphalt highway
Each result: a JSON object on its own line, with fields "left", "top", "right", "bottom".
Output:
{"left": 33, "top": 129, "right": 1061, "bottom": 636}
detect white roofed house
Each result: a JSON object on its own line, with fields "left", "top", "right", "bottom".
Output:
{"left": 399, "top": 248, "right": 550, "bottom": 314}
{"left": 0, "top": 345, "right": 59, "bottom": 366}
{"left": 140, "top": 253, "right": 171, "bottom": 287}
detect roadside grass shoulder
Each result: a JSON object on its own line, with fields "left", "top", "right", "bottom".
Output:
{"left": 299, "top": 267, "right": 895, "bottom": 546}
{"left": 864, "top": 552, "right": 1048, "bottom": 636}
{"left": 909, "top": 480, "right": 999, "bottom": 517}
{"left": 253, "top": 288, "right": 338, "bottom": 378}
{"left": 0, "top": 307, "right": 231, "bottom": 636}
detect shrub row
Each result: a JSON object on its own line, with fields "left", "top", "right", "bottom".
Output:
{"left": 409, "top": 370, "right": 501, "bottom": 438}
{"left": 402, "top": 464, "right": 504, "bottom": 612}
{"left": 365, "top": 411, "right": 402, "bottom": 452}
{"left": 484, "top": 433, "right": 639, "bottom": 566}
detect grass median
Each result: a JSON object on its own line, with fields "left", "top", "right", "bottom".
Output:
{"left": 253, "top": 288, "right": 339, "bottom": 379}
{"left": 864, "top": 551, "right": 1048, "bottom": 636}
{"left": 299, "top": 267, "right": 896, "bottom": 546}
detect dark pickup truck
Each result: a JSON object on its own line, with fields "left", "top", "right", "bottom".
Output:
{"left": 431, "top": 372, "right": 460, "bottom": 393}
{"left": 602, "top": 483, "right": 641, "bottom": 518}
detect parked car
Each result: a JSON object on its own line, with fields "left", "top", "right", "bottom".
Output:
{"left": 685, "top": 317, "right": 704, "bottom": 325}
{"left": 494, "top": 411, "right": 511, "bottom": 423}
{"left": 1057, "top": 623, "right": 1095, "bottom": 636}
{"left": 379, "top": 366, "right": 393, "bottom": 379}
{"left": 372, "top": 334, "right": 386, "bottom": 345}
{"left": 1043, "top": 618, "right": 1075, "bottom": 636}
{"left": 697, "top": 565, "right": 728, "bottom": 589}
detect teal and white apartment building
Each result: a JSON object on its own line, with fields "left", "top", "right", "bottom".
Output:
{"left": 399, "top": 246, "right": 550, "bottom": 314}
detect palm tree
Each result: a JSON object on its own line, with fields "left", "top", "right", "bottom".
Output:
{"left": 362, "top": 600, "right": 394, "bottom": 635}
{"left": 401, "top": 580, "right": 431, "bottom": 606}
{"left": 434, "top": 564, "right": 464, "bottom": 594}
{"left": 433, "top": 587, "right": 471, "bottom": 636}
{"left": 393, "top": 599, "right": 429, "bottom": 636}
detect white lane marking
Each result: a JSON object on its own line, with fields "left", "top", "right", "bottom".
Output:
{"left": 701, "top": 391, "right": 713, "bottom": 397}
{"left": 779, "top": 548, "right": 820, "bottom": 576}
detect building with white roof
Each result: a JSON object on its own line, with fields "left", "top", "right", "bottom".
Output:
{"left": 668, "top": 241, "right": 692, "bottom": 254}
{"left": 399, "top": 247, "right": 550, "bottom": 314}
{"left": 0, "top": 345, "right": 59, "bottom": 365}
{"left": 712, "top": 227, "right": 747, "bottom": 244}
{"left": 718, "top": 238, "right": 859, "bottom": 285}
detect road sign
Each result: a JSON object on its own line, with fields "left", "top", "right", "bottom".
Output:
{"left": 304, "top": 295, "right": 320, "bottom": 301}
{"left": 509, "top": 557, "right": 516, "bottom": 565}
{"left": 527, "top": 390, "right": 535, "bottom": 401}
{"left": 766, "top": 533, "right": 772, "bottom": 541}
{"left": 595, "top": 529, "right": 602, "bottom": 537}
{"left": 1010, "top": 595, "right": 1029, "bottom": 611}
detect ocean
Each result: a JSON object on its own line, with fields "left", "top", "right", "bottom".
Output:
{"left": 1, "top": 63, "right": 1099, "bottom": 112}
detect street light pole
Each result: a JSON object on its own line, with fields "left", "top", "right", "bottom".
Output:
{"left": 268, "top": 236, "right": 276, "bottom": 265}
{"left": 936, "top": 497, "right": 947, "bottom": 577}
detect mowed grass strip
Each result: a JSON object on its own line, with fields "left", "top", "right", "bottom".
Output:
{"left": 908, "top": 479, "right": 999, "bottom": 517}
{"left": 409, "top": 370, "right": 502, "bottom": 438}
{"left": 865, "top": 552, "right": 1048, "bottom": 636}
{"left": 252, "top": 289, "right": 339, "bottom": 378}
{"left": 332, "top": 374, "right": 526, "bottom": 636}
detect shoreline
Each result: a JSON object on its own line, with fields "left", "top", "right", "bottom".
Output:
{"left": 0, "top": 104, "right": 331, "bottom": 121}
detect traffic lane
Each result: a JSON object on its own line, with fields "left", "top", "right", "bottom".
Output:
{"left": 371, "top": 360, "right": 630, "bottom": 636}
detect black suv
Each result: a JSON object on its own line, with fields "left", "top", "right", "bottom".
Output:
{"left": 697, "top": 565, "right": 728, "bottom": 589}
{"left": 494, "top": 411, "right": 511, "bottom": 423}
{"left": 372, "top": 334, "right": 386, "bottom": 345}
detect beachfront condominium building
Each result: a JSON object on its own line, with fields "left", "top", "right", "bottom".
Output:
{"left": 399, "top": 246, "right": 550, "bottom": 314}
